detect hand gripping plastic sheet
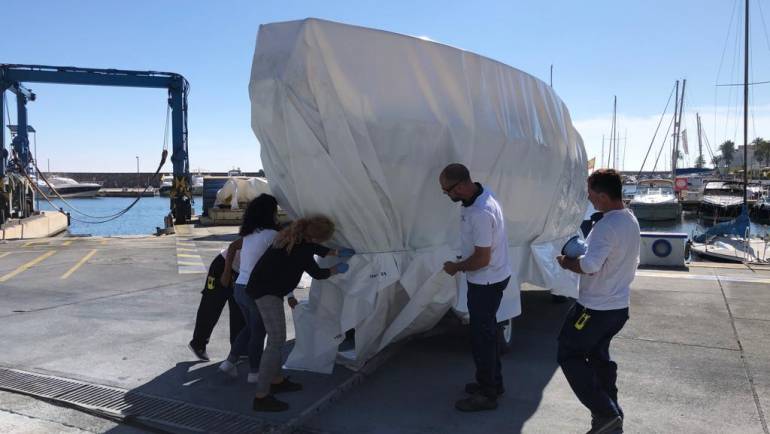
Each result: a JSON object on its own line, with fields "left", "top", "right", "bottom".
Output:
{"left": 250, "top": 19, "right": 587, "bottom": 373}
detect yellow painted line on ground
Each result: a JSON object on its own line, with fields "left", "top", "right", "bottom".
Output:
{"left": 0, "top": 252, "right": 10, "bottom": 259}
{"left": 61, "top": 249, "right": 98, "bottom": 280}
{"left": 176, "top": 242, "right": 195, "bottom": 248}
{"left": 61, "top": 240, "right": 72, "bottom": 246}
{"left": 177, "top": 253, "right": 201, "bottom": 258}
{"left": 22, "top": 240, "right": 48, "bottom": 247}
{"left": 0, "top": 250, "right": 57, "bottom": 283}
{"left": 176, "top": 247, "right": 198, "bottom": 252}
{"left": 100, "top": 239, "right": 109, "bottom": 245}
{"left": 179, "top": 269, "right": 206, "bottom": 274}
{"left": 178, "top": 261, "right": 205, "bottom": 266}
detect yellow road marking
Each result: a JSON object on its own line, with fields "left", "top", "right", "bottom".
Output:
{"left": 178, "top": 261, "right": 205, "bottom": 266}
{"left": 0, "top": 252, "right": 10, "bottom": 259}
{"left": 177, "top": 253, "right": 201, "bottom": 258}
{"left": 62, "top": 240, "right": 72, "bottom": 246}
{"left": 0, "top": 250, "right": 57, "bottom": 282}
{"left": 176, "top": 242, "right": 195, "bottom": 247}
{"left": 176, "top": 247, "right": 198, "bottom": 252}
{"left": 100, "top": 239, "right": 108, "bottom": 245}
{"left": 61, "top": 249, "right": 98, "bottom": 280}
{"left": 22, "top": 240, "right": 47, "bottom": 247}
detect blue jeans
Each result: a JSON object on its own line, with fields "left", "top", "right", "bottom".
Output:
{"left": 467, "top": 276, "right": 509, "bottom": 399}
{"left": 228, "top": 284, "right": 266, "bottom": 373}
{"left": 557, "top": 303, "right": 629, "bottom": 418}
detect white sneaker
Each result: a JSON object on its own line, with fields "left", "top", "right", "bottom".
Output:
{"left": 219, "top": 360, "right": 238, "bottom": 378}
{"left": 247, "top": 373, "right": 259, "bottom": 384}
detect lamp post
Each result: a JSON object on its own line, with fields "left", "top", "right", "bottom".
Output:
{"left": 136, "top": 156, "right": 140, "bottom": 187}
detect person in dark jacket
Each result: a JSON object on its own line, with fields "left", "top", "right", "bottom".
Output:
{"left": 187, "top": 195, "right": 279, "bottom": 363}
{"left": 248, "top": 215, "right": 355, "bottom": 412}
{"left": 188, "top": 249, "right": 245, "bottom": 362}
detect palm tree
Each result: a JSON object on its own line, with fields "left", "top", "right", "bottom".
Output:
{"left": 711, "top": 155, "right": 722, "bottom": 169}
{"left": 694, "top": 155, "right": 706, "bottom": 168}
{"left": 720, "top": 140, "right": 736, "bottom": 169}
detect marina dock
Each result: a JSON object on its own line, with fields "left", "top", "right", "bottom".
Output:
{"left": 0, "top": 226, "right": 768, "bottom": 433}
{"left": 97, "top": 188, "right": 157, "bottom": 197}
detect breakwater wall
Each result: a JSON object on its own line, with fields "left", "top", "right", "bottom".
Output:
{"left": 45, "top": 172, "right": 265, "bottom": 188}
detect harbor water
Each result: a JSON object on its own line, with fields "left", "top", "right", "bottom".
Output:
{"left": 639, "top": 210, "right": 770, "bottom": 237}
{"left": 38, "top": 196, "right": 203, "bottom": 237}
{"left": 37, "top": 196, "right": 770, "bottom": 239}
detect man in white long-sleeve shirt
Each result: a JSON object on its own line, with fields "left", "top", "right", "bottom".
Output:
{"left": 556, "top": 169, "right": 640, "bottom": 434}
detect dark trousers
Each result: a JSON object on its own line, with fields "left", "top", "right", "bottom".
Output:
{"left": 190, "top": 256, "right": 246, "bottom": 349}
{"left": 467, "top": 276, "right": 509, "bottom": 399}
{"left": 557, "top": 303, "right": 628, "bottom": 418}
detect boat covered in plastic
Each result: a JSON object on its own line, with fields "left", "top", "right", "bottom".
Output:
{"left": 250, "top": 18, "right": 588, "bottom": 372}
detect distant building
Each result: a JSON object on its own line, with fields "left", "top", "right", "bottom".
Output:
{"left": 731, "top": 143, "right": 757, "bottom": 170}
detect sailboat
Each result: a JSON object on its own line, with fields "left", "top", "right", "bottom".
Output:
{"left": 690, "top": 0, "right": 769, "bottom": 263}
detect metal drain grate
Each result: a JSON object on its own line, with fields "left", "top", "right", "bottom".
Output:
{"left": 0, "top": 367, "right": 271, "bottom": 433}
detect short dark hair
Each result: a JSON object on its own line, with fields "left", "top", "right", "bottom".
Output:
{"left": 587, "top": 169, "right": 622, "bottom": 200}
{"left": 440, "top": 163, "right": 471, "bottom": 183}
{"left": 239, "top": 194, "right": 279, "bottom": 236}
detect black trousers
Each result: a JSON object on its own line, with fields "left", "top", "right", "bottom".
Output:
{"left": 190, "top": 255, "right": 246, "bottom": 349}
{"left": 467, "top": 276, "right": 509, "bottom": 399}
{"left": 557, "top": 303, "right": 628, "bottom": 418}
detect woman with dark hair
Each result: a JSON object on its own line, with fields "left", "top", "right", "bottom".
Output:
{"left": 189, "top": 194, "right": 283, "bottom": 364}
{"left": 214, "top": 194, "right": 286, "bottom": 382}
{"left": 248, "top": 215, "right": 355, "bottom": 412}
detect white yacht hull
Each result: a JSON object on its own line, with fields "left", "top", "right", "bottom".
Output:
{"left": 630, "top": 202, "right": 682, "bottom": 221}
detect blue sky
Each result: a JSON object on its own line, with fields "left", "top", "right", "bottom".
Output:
{"left": 2, "top": 0, "right": 769, "bottom": 172}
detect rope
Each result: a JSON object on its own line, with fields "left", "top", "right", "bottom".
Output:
{"left": 31, "top": 151, "right": 166, "bottom": 223}
{"left": 637, "top": 82, "right": 677, "bottom": 177}
{"left": 651, "top": 111, "right": 676, "bottom": 173}
{"left": 27, "top": 101, "right": 173, "bottom": 223}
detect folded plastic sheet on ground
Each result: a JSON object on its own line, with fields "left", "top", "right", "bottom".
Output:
{"left": 250, "top": 18, "right": 587, "bottom": 372}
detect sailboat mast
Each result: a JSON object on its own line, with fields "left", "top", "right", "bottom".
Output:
{"left": 675, "top": 79, "right": 687, "bottom": 176}
{"left": 672, "top": 80, "right": 680, "bottom": 179}
{"left": 697, "top": 113, "right": 703, "bottom": 167}
{"left": 743, "top": 0, "right": 749, "bottom": 206}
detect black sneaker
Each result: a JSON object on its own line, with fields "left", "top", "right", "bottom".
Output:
{"left": 464, "top": 382, "right": 504, "bottom": 396}
{"left": 270, "top": 377, "right": 303, "bottom": 394}
{"left": 188, "top": 342, "right": 210, "bottom": 362}
{"left": 586, "top": 415, "right": 623, "bottom": 434}
{"left": 252, "top": 395, "right": 289, "bottom": 412}
{"left": 455, "top": 393, "right": 498, "bottom": 412}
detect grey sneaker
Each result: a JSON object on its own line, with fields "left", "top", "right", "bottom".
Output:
{"left": 455, "top": 393, "right": 498, "bottom": 412}
{"left": 586, "top": 415, "right": 623, "bottom": 434}
{"left": 218, "top": 360, "right": 238, "bottom": 378}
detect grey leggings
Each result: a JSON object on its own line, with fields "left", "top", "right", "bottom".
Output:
{"left": 255, "top": 295, "right": 286, "bottom": 395}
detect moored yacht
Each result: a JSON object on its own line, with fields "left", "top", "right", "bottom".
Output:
{"left": 698, "top": 180, "right": 744, "bottom": 223}
{"left": 629, "top": 179, "right": 682, "bottom": 221}
{"left": 37, "top": 176, "right": 101, "bottom": 198}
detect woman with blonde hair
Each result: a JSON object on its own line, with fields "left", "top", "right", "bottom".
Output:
{"left": 246, "top": 215, "right": 354, "bottom": 412}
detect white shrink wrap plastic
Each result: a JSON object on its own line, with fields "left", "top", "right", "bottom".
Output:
{"left": 250, "top": 19, "right": 587, "bottom": 373}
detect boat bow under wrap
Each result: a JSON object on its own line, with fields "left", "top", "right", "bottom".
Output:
{"left": 249, "top": 18, "right": 587, "bottom": 372}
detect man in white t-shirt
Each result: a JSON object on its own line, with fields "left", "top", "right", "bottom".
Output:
{"left": 556, "top": 169, "right": 640, "bottom": 434}
{"left": 440, "top": 163, "right": 512, "bottom": 412}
